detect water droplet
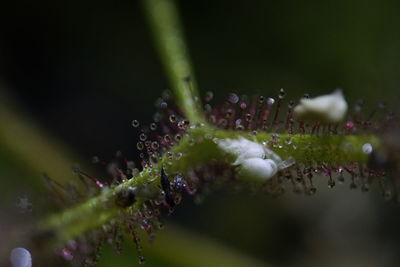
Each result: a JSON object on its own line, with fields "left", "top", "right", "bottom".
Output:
{"left": 204, "top": 104, "right": 212, "bottom": 112}
{"left": 139, "top": 133, "right": 147, "bottom": 141}
{"left": 218, "top": 118, "right": 228, "bottom": 127}
{"left": 228, "top": 93, "right": 239, "bottom": 104}
{"left": 266, "top": 97, "right": 274, "bottom": 106}
{"left": 150, "top": 123, "right": 157, "bottom": 131}
{"left": 151, "top": 141, "right": 159, "bottom": 150}
{"left": 345, "top": 121, "right": 354, "bottom": 129}
{"left": 175, "top": 134, "right": 182, "bottom": 142}
{"left": 245, "top": 113, "right": 252, "bottom": 122}
{"left": 204, "top": 91, "right": 214, "bottom": 102}
{"left": 61, "top": 247, "right": 74, "bottom": 261}
{"left": 362, "top": 143, "right": 373, "bottom": 154}
{"left": 139, "top": 256, "right": 146, "bottom": 264}
{"left": 162, "top": 90, "right": 171, "bottom": 100}
{"left": 174, "top": 194, "right": 182, "bottom": 205}
{"left": 279, "top": 88, "right": 286, "bottom": 99}
{"left": 307, "top": 187, "right": 317, "bottom": 195}
{"left": 160, "top": 102, "right": 168, "bottom": 109}
{"left": 175, "top": 152, "right": 182, "bottom": 160}
{"left": 132, "top": 120, "right": 140, "bottom": 128}
{"left": 92, "top": 156, "right": 100, "bottom": 164}
{"left": 137, "top": 142, "right": 144, "bottom": 151}
{"left": 189, "top": 138, "right": 195, "bottom": 146}
{"left": 10, "top": 248, "right": 32, "bottom": 267}
{"left": 169, "top": 114, "right": 177, "bottom": 123}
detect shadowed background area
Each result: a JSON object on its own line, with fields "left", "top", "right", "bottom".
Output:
{"left": 1, "top": 0, "right": 400, "bottom": 266}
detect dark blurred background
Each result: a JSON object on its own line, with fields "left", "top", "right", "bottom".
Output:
{"left": 1, "top": 0, "right": 400, "bottom": 266}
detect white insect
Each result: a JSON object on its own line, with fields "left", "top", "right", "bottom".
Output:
{"left": 294, "top": 89, "right": 348, "bottom": 123}
{"left": 10, "top": 247, "right": 32, "bottom": 267}
{"left": 214, "top": 137, "right": 295, "bottom": 182}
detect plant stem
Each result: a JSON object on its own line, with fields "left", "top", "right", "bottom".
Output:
{"left": 38, "top": 126, "right": 379, "bottom": 245}
{"left": 142, "top": 0, "right": 204, "bottom": 124}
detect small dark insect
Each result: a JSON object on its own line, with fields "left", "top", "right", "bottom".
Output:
{"left": 160, "top": 167, "right": 175, "bottom": 208}
{"left": 115, "top": 187, "right": 136, "bottom": 208}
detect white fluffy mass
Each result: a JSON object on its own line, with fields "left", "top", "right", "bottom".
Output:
{"left": 294, "top": 90, "right": 348, "bottom": 123}
{"left": 214, "top": 137, "right": 294, "bottom": 182}
{"left": 10, "top": 248, "right": 32, "bottom": 267}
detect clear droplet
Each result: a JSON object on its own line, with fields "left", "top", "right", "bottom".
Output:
{"left": 131, "top": 120, "right": 140, "bottom": 128}
{"left": 204, "top": 91, "right": 214, "bottom": 102}
{"left": 228, "top": 93, "right": 239, "bottom": 104}
{"left": 362, "top": 143, "right": 373, "bottom": 154}
{"left": 139, "top": 255, "right": 146, "bottom": 264}
{"left": 137, "top": 142, "right": 144, "bottom": 151}
{"left": 92, "top": 156, "right": 100, "bottom": 164}
{"left": 151, "top": 141, "right": 159, "bottom": 150}
{"left": 139, "top": 133, "right": 147, "bottom": 141}
{"left": 175, "top": 134, "right": 182, "bottom": 142}
{"left": 10, "top": 247, "right": 32, "bottom": 267}
{"left": 169, "top": 114, "right": 177, "bottom": 123}
{"left": 150, "top": 123, "right": 157, "bottom": 131}
{"left": 279, "top": 88, "right": 286, "bottom": 99}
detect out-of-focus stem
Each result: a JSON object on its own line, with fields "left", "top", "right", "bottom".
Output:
{"left": 142, "top": 0, "right": 204, "bottom": 124}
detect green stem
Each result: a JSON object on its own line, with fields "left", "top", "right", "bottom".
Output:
{"left": 38, "top": 126, "right": 379, "bottom": 245}
{"left": 142, "top": 0, "right": 204, "bottom": 124}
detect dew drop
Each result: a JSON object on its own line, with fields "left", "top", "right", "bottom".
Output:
{"left": 10, "top": 247, "right": 32, "bottom": 267}
{"left": 218, "top": 118, "right": 228, "bottom": 127}
{"left": 61, "top": 247, "right": 73, "bottom": 261}
{"left": 204, "top": 91, "right": 214, "bottom": 102}
{"left": 174, "top": 194, "right": 182, "bottom": 205}
{"left": 228, "top": 93, "right": 239, "bottom": 104}
{"left": 225, "top": 109, "right": 234, "bottom": 118}
{"left": 160, "top": 102, "right": 168, "bottom": 109}
{"left": 189, "top": 138, "right": 195, "bottom": 146}
{"left": 169, "top": 114, "right": 177, "bottom": 123}
{"left": 245, "top": 113, "right": 252, "bottom": 122}
{"left": 279, "top": 88, "right": 286, "bottom": 99}
{"left": 151, "top": 141, "right": 159, "bottom": 150}
{"left": 164, "top": 134, "right": 171, "bottom": 143}
{"left": 131, "top": 120, "right": 140, "bottom": 128}
{"left": 175, "top": 152, "right": 182, "bottom": 160}
{"left": 92, "top": 156, "right": 100, "bottom": 164}
{"left": 150, "top": 123, "right": 157, "bottom": 131}
{"left": 362, "top": 143, "right": 373, "bottom": 154}
{"left": 307, "top": 187, "right": 317, "bottom": 195}
{"left": 136, "top": 142, "right": 144, "bottom": 151}
{"left": 204, "top": 104, "right": 212, "bottom": 112}
{"left": 267, "top": 97, "right": 275, "bottom": 106}
{"left": 345, "top": 121, "right": 354, "bottom": 129}
{"left": 139, "top": 133, "right": 147, "bottom": 141}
